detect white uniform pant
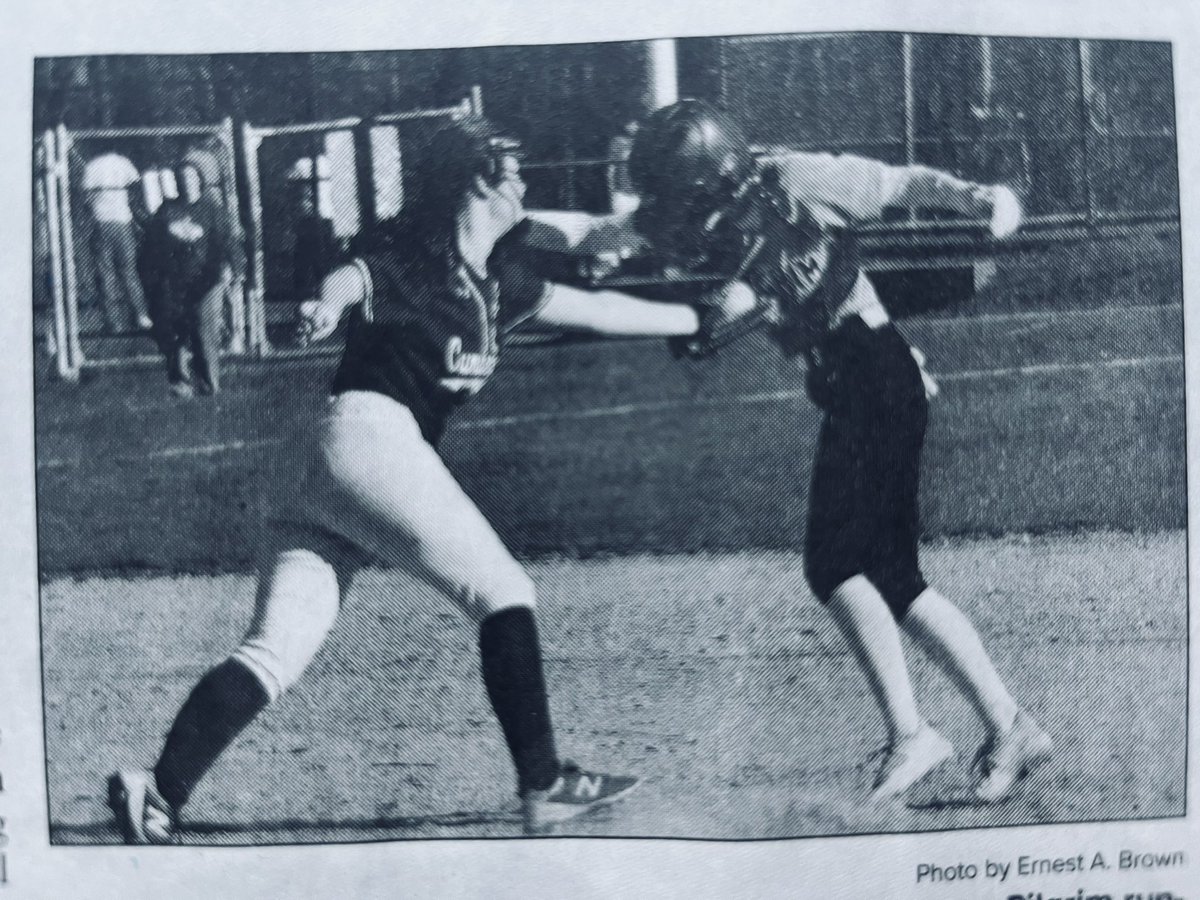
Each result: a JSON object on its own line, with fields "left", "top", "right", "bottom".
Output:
{"left": 233, "top": 391, "right": 535, "bottom": 700}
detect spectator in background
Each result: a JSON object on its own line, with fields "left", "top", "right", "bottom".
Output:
{"left": 287, "top": 155, "right": 342, "bottom": 303}
{"left": 138, "top": 149, "right": 239, "bottom": 398}
{"left": 82, "top": 151, "right": 153, "bottom": 333}
{"left": 606, "top": 120, "right": 642, "bottom": 215}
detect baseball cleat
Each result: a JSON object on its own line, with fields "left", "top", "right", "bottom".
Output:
{"left": 520, "top": 761, "right": 639, "bottom": 834}
{"left": 108, "top": 769, "right": 179, "bottom": 845}
{"left": 869, "top": 725, "right": 954, "bottom": 803}
{"left": 973, "top": 711, "right": 1053, "bottom": 803}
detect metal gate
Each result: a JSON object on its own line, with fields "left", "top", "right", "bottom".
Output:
{"left": 241, "top": 93, "right": 478, "bottom": 357}
{"left": 42, "top": 119, "right": 244, "bottom": 380}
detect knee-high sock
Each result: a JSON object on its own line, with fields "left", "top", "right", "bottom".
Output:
{"left": 154, "top": 658, "right": 271, "bottom": 810}
{"left": 903, "top": 588, "right": 1018, "bottom": 734}
{"left": 479, "top": 607, "right": 560, "bottom": 793}
{"left": 827, "top": 575, "right": 924, "bottom": 740}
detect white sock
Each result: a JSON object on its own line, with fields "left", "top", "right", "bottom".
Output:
{"left": 827, "top": 575, "right": 924, "bottom": 741}
{"left": 903, "top": 588, "right": 1019, "bottom": 734}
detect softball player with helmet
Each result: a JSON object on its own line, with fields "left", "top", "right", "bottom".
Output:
{"left": 532, "top": 99, "right": 1051, "bottom": 804}
{"left": 108, "top": 117, "right": 711, "bottom": 842}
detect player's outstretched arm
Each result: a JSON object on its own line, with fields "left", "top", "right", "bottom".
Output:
{"left": 880, "top": 164, "right": 1024, "bottom": 238}
{"left": 521, "top": 209, "right": 645, "bottom": 256}
{"left": 297, "top": 261, "right": 369, "bottom": 343}
{"left": 534, "top": 282, "right": 700, "bottom": 337}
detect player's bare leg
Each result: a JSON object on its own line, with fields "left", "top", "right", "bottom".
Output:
{"left": 904, "top": 588, "right": 1052, "bottom": 802}
{"left": 826, "top": 576, "right": 953, "bottom": 802}
{"left": 903, "top": 588, "right": 1019, "bottom": 732}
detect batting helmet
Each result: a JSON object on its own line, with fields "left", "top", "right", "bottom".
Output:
{"left": 627, "top": 99, "right": 761, "bottom": 271}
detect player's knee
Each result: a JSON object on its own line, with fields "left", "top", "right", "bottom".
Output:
{"left": 468, "top": 564, "right": 537, "bottom": 622}
{"left": 868, "top": 566, "right": 928, "bottom": 622}
{"left": 804, "top": 548, "right": 854, "bottom": 605}
{"left": 231, "top": 549, "right": 343, "bottom": 701}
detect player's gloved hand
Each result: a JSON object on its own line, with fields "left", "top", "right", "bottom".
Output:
{"left": 988, "top": 185, "right": 1023, "bottom": 239}
{"left": 668, "top": 280, "right": 773, "bottom": 360}
{"left": 910, "top": 346, "right": 940, "bottom": 401}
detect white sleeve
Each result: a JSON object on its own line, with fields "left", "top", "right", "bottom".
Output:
{"left": 878, "top": 164, "right": 994, "bottom": 219}
{"left": 348, "top": 258, "right": 374, "bottom": 323}
{"left": 118, "top": 156, "right": 141, "bottom": 188}
{"left": 767, "top": 152, "right": 890, "bottom": 226}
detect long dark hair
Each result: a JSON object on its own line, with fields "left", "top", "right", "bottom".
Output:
{"left": 363, "top": 116, "right": 517, "bottom": 270}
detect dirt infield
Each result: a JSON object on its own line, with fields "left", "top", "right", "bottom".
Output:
{"left": 44, "top": 531, "right": 1185, "bottom": 844}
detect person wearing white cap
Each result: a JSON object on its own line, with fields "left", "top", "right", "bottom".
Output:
{"left": 82, "top": 151, "right": 153, "bottom": 332}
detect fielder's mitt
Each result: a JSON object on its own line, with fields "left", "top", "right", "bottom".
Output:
{"left": 668, "top": 280, "right": 775, "bottom": 360}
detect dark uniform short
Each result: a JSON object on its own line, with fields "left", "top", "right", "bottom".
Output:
{"left": 752, "top": 151, "right": 931, "bottom": 618}
{"left": 803, "top": 318, "right": 929, "bottom": 615}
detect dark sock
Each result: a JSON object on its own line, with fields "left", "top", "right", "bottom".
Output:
{"left": 153, "top": 658, "right": 270, "bottom": 810}
{"left": 478, "top": 607, "right": 560, "bottom": 793}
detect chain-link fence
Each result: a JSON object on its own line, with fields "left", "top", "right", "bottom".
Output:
{"left": 241, "top": 97, "right": 474, "bottom": 356}
{"left": 521, "top": 34, "right": 1176, "bottom": 230}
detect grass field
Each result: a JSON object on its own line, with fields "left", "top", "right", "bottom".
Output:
{"left": 35, "top": 303, "right": 1184, "bottom": 572}
{"left": 34, "top": 233, "right": 1188, "bottom": 843}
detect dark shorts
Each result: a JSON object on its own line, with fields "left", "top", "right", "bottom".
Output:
{"left": 804, "top": 318, "right": 928, "bottom": 617}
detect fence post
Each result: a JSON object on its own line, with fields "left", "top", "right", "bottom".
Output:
{"left": 352, "top": 122, "right": 377, "bottom": 229}
{"left": 42, "top": 130, "right": 74, "bottom": 380}
{"left": 218, "top": 116, "right": 247, "bottom": 354}
{"left": 56, "top": 123, "right": 85, "bottom": 377}
{"left": 902, "top": 34, "right": 917, "bottom": 224}
{"left": 1077, "top": 39, "right": 1098, "bottom": 226}
{"left": 241, "top": 123, "right": 268, "bottom": 356}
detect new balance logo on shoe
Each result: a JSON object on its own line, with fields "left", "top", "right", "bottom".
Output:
{"left": 144, "top": 804, "right": 174, "bottom": 842}
{"left": 573, "top": 775, "right": 603, "bottom": 800}
{"left": 521, "top": 761, "right": 639, "bottom": 834}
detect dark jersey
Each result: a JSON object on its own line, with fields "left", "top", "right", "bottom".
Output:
{"left": 746, "top": 155, "right": 875, "bottom": 358}
{"left": 748, "top": 151, "right": 992, "bottom": 356}
{"left": 137, "top": 195, "right": 235, "bottom": 305}
{"left": 331, "top": 221, "right": 551, "bottom": 445}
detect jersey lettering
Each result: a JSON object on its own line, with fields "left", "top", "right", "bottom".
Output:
{"left": 779, "top": 238, "right": 834, "bottom": 305}
{"left": 443, "top": 335, "right": 498, "bottom": 379}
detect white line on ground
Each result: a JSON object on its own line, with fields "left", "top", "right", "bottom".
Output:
{"left": 907, "top": 302, "right": 1179, "bottom": 328}
{"left": 457, "top": 353, "right": 1182, "bottom": 429}
{"left": 108, "top": 303, "right": 1180, "bottom": 415}
{"left": 152, "top": 439, "right": 277, "bottom": 459}
{"left": 37, "top": 353, "right": 1182, "bottom": 471}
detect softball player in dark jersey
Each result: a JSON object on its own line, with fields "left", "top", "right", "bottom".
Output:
{"left": 108, "top": 117, "right": 709, "bottom": 842}
{"left": 534, "top": 100, "right": 1052, "bottom": 805}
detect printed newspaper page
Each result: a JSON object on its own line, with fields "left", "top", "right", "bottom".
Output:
{"left": 1, "top": 0, "right": 1196, "bottom": 895}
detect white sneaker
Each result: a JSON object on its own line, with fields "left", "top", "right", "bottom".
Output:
{"left": 869, "top": 726, "right": 954, "bottom": 802}
{"left": 974, "top": 711, "right": 1053, "bottom": 803}
{"left": 107, "top": 769, "right": 178, "bottom": 845}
